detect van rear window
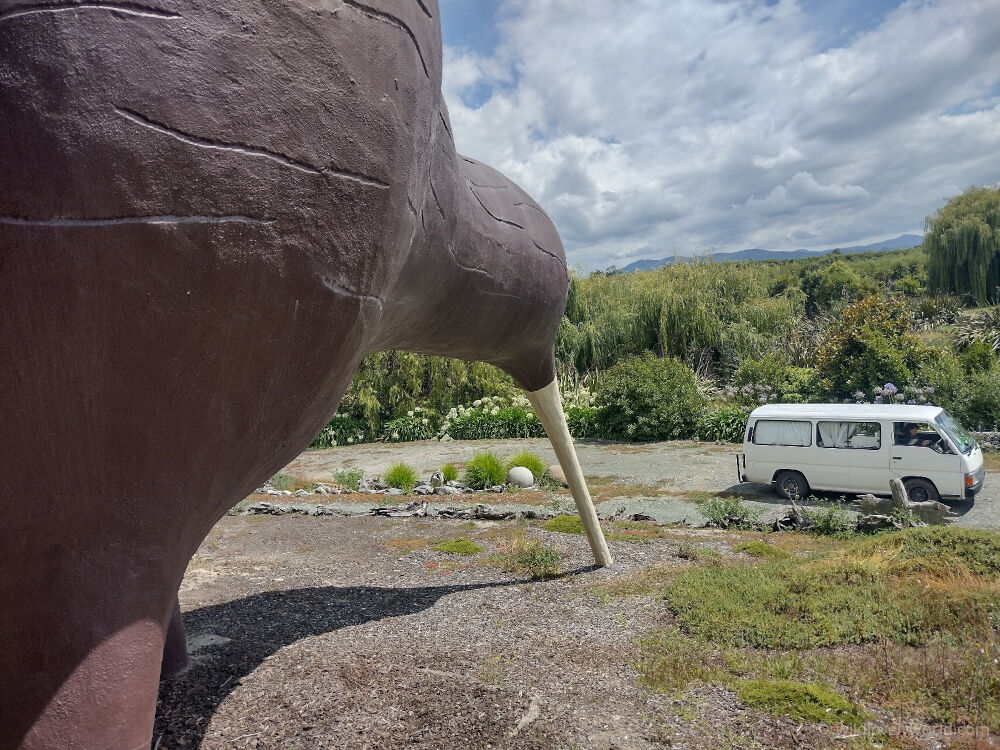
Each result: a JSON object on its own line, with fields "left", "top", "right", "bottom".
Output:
{"left": 752, "top": 420, "right": 812, "bottom": 447}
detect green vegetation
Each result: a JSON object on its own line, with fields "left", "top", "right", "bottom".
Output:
{"left": 506, "top": 451, "right": 547, "bottom": 482}
{"left": 332, "top": 468, "right": 363, "bottom": 492}
{"left": 384, "top": 462, "right": 418, "bottom": 493}
{"left": 926, "top": 185, "right": 1000, "bottom": 304}
{"left": 733, "top": 540, "right": 791, "bottom": 559}
{"left": 636, "top": 527, "right": 1000, "bottom": 731}
{"left": 595, "top": 353, "right": 703, "bottom": 440}
{"left": 434, "top": 538, "right": 484, "bottom": 555}
{"left": 440, "top": 463, "right": 459, "bottom": 482}
{"left": 736, "top": 678, "right": 864, "bottom": 725}
{"left": 542, "top": 514, "right": 584, "bottom": 534}
{"left": 463, "top": 452, "right": 507, "bottom": 489}
{"left": 664, "top": 527, "right": 1000, "bottom": 649}
{"left": 697, "top": 496, "right": 761, "bottom": 530}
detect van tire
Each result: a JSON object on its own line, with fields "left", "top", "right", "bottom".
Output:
{"left": 775, "top": 471, "right": 809, "bottom": 500}
{"left": 903, "top": 478, "right": 939, "bottom": 504}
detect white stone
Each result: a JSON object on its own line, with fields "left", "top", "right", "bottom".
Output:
{"left": 507, "top": 466, "right": 534, "bottom": 488}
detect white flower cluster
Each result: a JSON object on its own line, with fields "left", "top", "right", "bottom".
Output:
{"left": 561, "top": 385, "right": 596, "bottom": 409}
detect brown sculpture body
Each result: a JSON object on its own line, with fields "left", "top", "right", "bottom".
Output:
{"left": 0, "top": 2, "right": 609, "bottom": 747}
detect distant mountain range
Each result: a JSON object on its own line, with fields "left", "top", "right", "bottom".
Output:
{"left": 619, "top": 234, "right": 923, "bottom": 273}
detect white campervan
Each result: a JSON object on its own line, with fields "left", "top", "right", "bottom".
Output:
{"left": 739, "top": 404, "right": 985, "bottom": 503}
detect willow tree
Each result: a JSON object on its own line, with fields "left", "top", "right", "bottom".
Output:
{"left": 925, "top": 186, "right": 1000, "bottom": 304}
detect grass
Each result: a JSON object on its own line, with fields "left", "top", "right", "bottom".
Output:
{"left": 440, "top": 463, "right": 459, "bottom": 482}
{"left": 733, "top": 540, "right": 791, "bottom": 560}
{"left": 590, "top": 564, "right": 678, "bottom": 599}
{"left": 463, "top": 452, "right": 507, "bottom": 489}
{"left": 387, "top": 537, "right": 430, "bottom": 553}
{"left": 697, "top": 496, "right": 761, "bottom": 530}
{"left": 542, "top": 514, "right": 584, "bottom": 534}
{"left": 434, "top": 538, "right": 484, "bottom": 555}
{"left": 664, "top": 527, "right": 1000, "bottom": 650}
{"left": 506, "top": 451, "right": 547, "bottom": 482}
{"left": 384, "top": 461, "right": 418, "bottom": 493}
{"left": 736, "top": 678, "right": 865, "bottom": 726}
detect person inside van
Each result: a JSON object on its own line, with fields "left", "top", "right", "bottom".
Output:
{"left": 897, "top": 422, "right": 938, "bottom": 449}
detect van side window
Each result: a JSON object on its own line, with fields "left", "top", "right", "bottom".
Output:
{"left": 816, "top": 421, "right": 880, "bottom": 449}
{"left": 752, "top": 420, "right": 812, "bottom": 447}
{"left": 893, "top": 421, "right": 944, "bottom": 449}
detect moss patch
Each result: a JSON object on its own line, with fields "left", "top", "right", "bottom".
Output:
{"left": 733, "top": 540, "right": 791, "bottom": 560}
{"left": 434, "top": 538, "right": 484, "bottom": 556}
{"left": 543, "top": 514, "right": 585, "bottom": 534}
{"left": 736, "top": 678, "right": 864, "bottom": 726}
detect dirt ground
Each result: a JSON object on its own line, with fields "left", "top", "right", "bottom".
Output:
{"left": 156, "top": 516, "right": 861, "bottom": 750}
{"left": 285, "top": 439, "right": 1000, "bottom": 530}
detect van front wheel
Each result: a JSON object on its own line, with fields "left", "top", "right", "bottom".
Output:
{"left": 903, "top": 478, "right": 939, "bottom": 504}
{"left": 775, "top": 471, "right": 809, "bottom": 501}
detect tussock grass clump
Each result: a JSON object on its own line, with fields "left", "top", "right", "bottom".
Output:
{"left": 434, "top": 538, "right": 484, "bottom": 556}
{"left": 505, "top": 451, "right": 547, "bottom": 482}
{"left": 543, "top": 514, "right": 584, "bottom": 534}
{"left": 440, "top": 463, "right": 459, "bottom": 482}
{"left": 268, "top": 472, "right": 314, "bottom": 492}
{"left": 463, "top": 452, "right": 507, "bottom": 489}
{"left": 495, "top": 536, "right": 560, "bottom": 579}
{"left": 384, "top": 462, "right": 418, "bottom": 493}
{"left": 737, "top": 679, "right": 864, "bottom": 726}
{"left": 733, "top": 540, "right": 791, "bottom": 560}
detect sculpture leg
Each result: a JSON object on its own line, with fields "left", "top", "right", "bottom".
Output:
{"left": 160, "top": 597, "right": 190, "bottom": 679}
{"left": 525, "top": 380, "right": 613, "bottom": 566}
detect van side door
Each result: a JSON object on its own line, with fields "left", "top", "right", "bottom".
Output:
{"left": 813, "top": 420, "right": 886, "bottom": 493}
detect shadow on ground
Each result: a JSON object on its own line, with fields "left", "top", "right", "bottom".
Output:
{"left": 153, "top": 568, "right": 595, "bottom": 748}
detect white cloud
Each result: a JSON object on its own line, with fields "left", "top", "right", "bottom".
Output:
{"left": 442, "top": 0, "right": 1000, "bottom": 268}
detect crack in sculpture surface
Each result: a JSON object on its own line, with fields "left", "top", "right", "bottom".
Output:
{"left": 0, "top": 2, "right": 611, "bottom": 748}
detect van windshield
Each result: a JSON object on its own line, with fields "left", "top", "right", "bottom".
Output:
{"left": 935, "top": 411, "right": 977, "bottom": 454}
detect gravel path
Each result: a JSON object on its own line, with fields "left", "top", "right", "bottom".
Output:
{"left": 286, "top": 439, "right": 1000, "bottom": 530}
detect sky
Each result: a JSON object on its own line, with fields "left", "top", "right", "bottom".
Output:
{"left": 438, "top": 0, "right": 1000, "bottom": 270}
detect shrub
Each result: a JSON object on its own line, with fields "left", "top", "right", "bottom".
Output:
{"left": 957, "top": 369, "right": 1000, "bottom": 430}
{"left": 960, "top": 338, "right": 998, "bottom": 374}
{"left": 381, "top": 407, "right": 436, "bottom": 442}
{"left": 269, "top": 472, "right": 296, "bottom": 491}
{"left": 814, "top": 295, "right": 927, "bottom": 398}
{"left": 310, "top": 413, "right": 369, "bottom": 448}
{"left": 333, "top": 468, "right": 363, "bottom": 491}
{"left": 440, "top": 463, "right": 458, "bottom": 482}
{"left": 737, "top": 679, "right": 864, "bottom": 726}
{"left": 384, "top": 462, "right": 418, "bottom": 492}
{"left": 734, "top": 540, "right": 791, "bottom": 560}
{"left": 803, "top": 501, "right": 854, "bottom": 537}
{"left": 594, "top": 353, "right": 703, "bottom": 441}
{"left": 698, "top": 496, "right": 761, "bottom": 530}
{"left": 697, "top": 405, "right": 750, "bottom": 443}
{"left": 442, "top": 396, "right": 545, "bottom": 440}
{"left": 506, "top": 451, "right": 548, "bottom": 482}
{"left": 565, "top": 405, "right": 602, "bottom": 438}
{"left": 543, "top": 515, "right": 584, "bottom": 534}
{"left": 434, "top": 538, "right": 484, "bottom": 555}
{"left": 463, "top": 452, "right": 507, "bottom": 489}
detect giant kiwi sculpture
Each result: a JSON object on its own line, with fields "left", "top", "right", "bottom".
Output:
{"left": 0, "top": 1, "right": 612, "bottom": 747}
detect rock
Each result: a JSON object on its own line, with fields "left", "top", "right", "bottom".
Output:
{"left": 474, "top": 504, "right": 516, "bottom": 521}
{"left": 293, "top": 489, "right": 310, "bottom": 497}
{"left": 436, "top": 506, "right": 475, "bottom": 519}
{"left": 507, "top": 466, "right": 534, "bottom": 488}
{"left": 413, "top": 485, "right": 433, "bottom": 496}
{"left": 430, "top": 471, "right": 444, "bottom": 488}
{"left": 313, "top": 484, "right": 333, "bottom": 495}
{"left": 244, "top": 502, "right": 284, "bottom": 515}
{"left": 626, "top": 513, "right": 655, "bottom": 522}
{"left": 358, "top": 477, "right": 385, "bottom": 493}
{"left": 547, "top": 464, "right": 568, "bottom": 487}
{"left": 445, "top": 480, "right": 465, "bottom": 488}
{"left": 487, "top": 485, "right": 505, "bottom": 493}
{"left": 434, "top": 485, "right": 462, "bottom": 495}
{"left": 856, "top": 513, "right": 905, "bottom": 532}
{"left": 371, "top": 501, "right": 427, "bottom": 518}
{"left": 518, "top": 509, "right": 557, "bottom": 520}
{"left": 384, "top": 488, "right": 404, "bottom": 496}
